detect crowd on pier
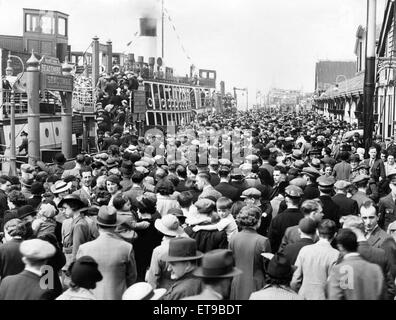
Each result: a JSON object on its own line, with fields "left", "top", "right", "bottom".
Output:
{"left": 1, "top": 72, "right": 396, "bottom": 300}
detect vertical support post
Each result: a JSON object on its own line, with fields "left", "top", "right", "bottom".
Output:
{"left": 26, "top": 51, "right": 40, "bottom": 166}
{"left": 92, "top": 36, "right": 100, "bottom": 92}
{"left": 107, "top": 40, "right": 112, "bottom": 74}
{"left": 82, "top": 116, "right": 87, "bottom": 152}
{"left": 162, "top": 0, "right": 165, "bottom": 59}
{"left": 9, "top": 90, "right": 16, "bottom": 176}
{"left": 61, "top": 60, "right": 73, "bottom": 159}
{"left": 363, "top": 0, "right": 377, "bottom": 153}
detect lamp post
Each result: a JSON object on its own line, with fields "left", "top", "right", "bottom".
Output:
{"left": 7, "top": 53, "right": 25, "bottom": 176}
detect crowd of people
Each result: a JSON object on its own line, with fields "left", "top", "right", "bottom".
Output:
{"left": 2, "top": 83, "right": 396, "bottom": 300}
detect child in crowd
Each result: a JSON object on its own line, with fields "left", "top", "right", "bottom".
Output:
{"left": 32, "top": 203, "right": 58, "bottom": 238}
{"left": 192, "top": 197, "right": 238, "bottom": 241}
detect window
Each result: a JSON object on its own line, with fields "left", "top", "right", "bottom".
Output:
{"left": 147, "top": 112, "right": 155, "bottom": 126}
{"left": 25, "top": 13, "right": 54, "bottom": 34}
{"left": 58, "top": 17, "right": 67, "bottom": 36}
{"left": 156, "top": 113, "right": 162, "bottom": 125}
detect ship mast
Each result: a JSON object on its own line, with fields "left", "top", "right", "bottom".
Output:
{"left": 161, "top": 0, "right": 164, "bottom": 58}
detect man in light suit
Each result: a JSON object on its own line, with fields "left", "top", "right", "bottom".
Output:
{"left": 327, "top": 229, "right": 384, "bottom": 300}
{"left": 77, "top": 206, "right": 137, "bottom": 300}
{"left": 73, "top": 168, "right": 94, "bottom": 205}
{"left": 290, "top": 219, "right": 340, "bottom": 300}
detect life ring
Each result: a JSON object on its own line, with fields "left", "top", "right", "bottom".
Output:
{"left": 147, "top": 97, "right": 154, "bottom": 108}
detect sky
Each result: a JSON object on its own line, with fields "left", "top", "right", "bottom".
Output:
{"left": 0, "top": 0, "right": 388, "bottom": 98}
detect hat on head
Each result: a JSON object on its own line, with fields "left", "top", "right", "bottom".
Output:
{"left": 289, "top": 177, "right": 307, "bottom": 189}
{"left": 38, "top": 203, "right": 57, "bottom": 219}
{"left": 20, "top": 163, "right": 34, "bottom": 173}
{"left": 193, "top": 249, "right": 242, "bottom": 278}
{"left": 298, "top": 217, "right": 317, "bottom": 235}
{"left": 387, "top": 172, "right": 396, "bottom": 184}
{"left": 20, "top": 239, "right": 56, "bottom": 261}
{"left": 4, "top": 218, "right": 27, "bottom": 239}
{"left": 105, "top": 158, "right": 119, "bottom": 169}
{"left": 167, "top": 208, "right": 184, "bottom": 217}
{"left": 317, "top": 175, "right": 335, "bottom": 188}
{"left": 134, "top": 161, "right": 149, "bottom": 168}
{"left": 129, "top": 152, "right": 142, "bottom": 163}
{"left": 154, "top": 214, "right": 184, "bottom": 237}
{"left": 241, "top": 188, "right": 261, "bottom": 199}
{"left": 352, "top": 174, "right": 370, "bottom": 184}
{"left": 20, "top": 130, "right": 28, "bottom": 137}
{"left": 285, "top": 185, "right": 303, "bottom": 198}
{"left": 231, "top": 168, "right": 244, "bottom": 178}
{"left": 245, "top": 154, "right": 259, "bottom": 162}
{"left": 309, "top": 158, "right": 321, "bottom": 170}
{"left": 53, "top": 153, "right": 67, "bottom": 164}
{"left": 291, "top": 150, "right": 302, "bottom": 160}
{"left": 97, "top": 205, "right": 123, "bottom": 227}
{"left": 334, "top": 180, "right": 351, "bottom": 190}
{"left": 58, "top": 194, "right": 88, "bottom": 210}
{"left": 162, "top": 238, "right": 203, "bottom": 262}
{"left": 263, "top": 253, "right": 295, "bottom": 280}
{"left": 122, "top": 282, "right": 166, "bottom": 300}
{"left": 195, "top": 198, "right": 216, "bottom": 214}
{"left": 302, "top": 167, "right": 320, "bottom": 179}
{"left": 69, "top": 256, "right": 103, "bottom": 289}
{"left": 218, "top": 158, "right": 232, "bottom": 167}
{"left": 17, "top": 205, "right": 37, "bottom": 220}
{"left": 293, "top": 160, "right": 305, "bottom": 170}
{"left": 50, "top": 180, "right": 72, "bottom": 194}
{"left": 21, "top": 177, "right": 34, "bottom": 188}
{"left": 106, "top": 175, "right": 121, "bottom": 185}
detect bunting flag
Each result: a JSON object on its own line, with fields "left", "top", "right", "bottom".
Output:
{"left": 163, "top": 7, "right": 194, "bottom": 64}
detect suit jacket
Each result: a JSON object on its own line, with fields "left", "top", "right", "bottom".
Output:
{"left": 367, "top": 225, "right": 393, "bottom": 249}
{"left": 283, "top": 237, "right": 314, "bottom": 265}
{"left": 279, "top": 225, "right": 319, "bottom": 253}
{"left": 290, "top": 240, "right": 340, "bottom": 300}
{"left": 77, "top": 232, "right": 137, "bottom": 300}
{"left": 0, "top": 270, "right": 58, "bottom": 300}
{"left": 363, "top": 158, "right": 386, "bottom": 182}
{"left": 351, "top": 191, "right": 371, "bottom": 209}
{"left": 0, "top": 239, "right": 24, "bottom": 280}
{"left": 209, "top": 172, "right": 220, "bottom": 187}
{"left": 318, "top": 195, "right": 341, "bottom": 227}
{"left": 268, "top": 208, "right": 304, "bottom": 253}
{"left": 378, "top": 193, "right": 396, "bottom": 230}
{"left": 303, "top": 183, "right": 320, "bottom": 200}
{"left": 215, "top": 182, "right": 240, "bottom": 202}
{"left": 175, "top": 179, "right": 190, "bottom": 193}
{"left": 357, "top": 241, "right": 396, "bottom": 300}
{"left": 332, "top": 194, "right": 359, "bottom": 217}
{"left": 332, "top": 161, "right": 351, "bottom": 181}
{"left": 161, "top": 272, "right": 203, "bottom": 300}
{"left": 327, "top": 255, "right": 384, "bottom": 300}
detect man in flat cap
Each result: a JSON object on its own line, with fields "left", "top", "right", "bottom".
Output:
{"left": 0, "top": 239, "right": 57, "bottom": 300}
{"left": 362, "top": 146, "right": 386, "bottom": 183}
{"left": 268, "top": 185, "right": 304, "bottom": 253}
{"left": 301, "top": 167, "right": 320, "bottom": 200}
{"left": 332, "top": 180, "right": 359, "bottom": 217}
{"left": 317, "top": 175, "right": 341, "bottom": 227}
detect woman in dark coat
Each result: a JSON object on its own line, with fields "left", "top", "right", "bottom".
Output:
{"left": 230, "top": 205, "right": 272, "bottom": 300}
{"left": 132, "top": 194, "right": 163, "bottom": 282}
